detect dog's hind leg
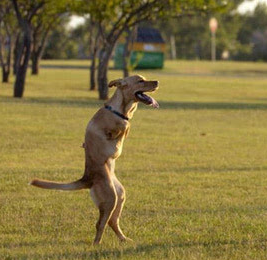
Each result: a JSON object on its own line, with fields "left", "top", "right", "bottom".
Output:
{"left": 108, "top": 177, "right": 131, "bottom": 242}
{"left": 90, "top": 177, "right": 117, "bottom": 245}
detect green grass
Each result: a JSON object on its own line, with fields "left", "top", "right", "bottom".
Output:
{"left": 1, "top": 60, "right": 267, "bottom": 259}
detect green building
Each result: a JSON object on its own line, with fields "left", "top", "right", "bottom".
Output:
{"left": 114, "top": 27, "right": 165, "bottom": 70}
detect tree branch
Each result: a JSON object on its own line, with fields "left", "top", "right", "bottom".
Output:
{"left": 0, "top": 41, "right": 4, "bottom": 67}
{"left": 106, "top": 0, "right": 160, "bottom": 42}
{"left": 28, "top": 2, "right": 45, "bottom": 22}
{"left": 12, "top": 0, "right": 23, "bottom": 27}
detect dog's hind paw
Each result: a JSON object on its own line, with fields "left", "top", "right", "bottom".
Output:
{"left": 120, "top": 237, "right": 134, "bottom": 243}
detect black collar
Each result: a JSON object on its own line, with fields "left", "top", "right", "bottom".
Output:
{"left": 105, "top": 105, "right": 129, "bottom": 121}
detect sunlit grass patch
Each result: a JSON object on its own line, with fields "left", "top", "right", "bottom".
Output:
{"left": 1, "top": 60, "right": 267, "bottom": 259}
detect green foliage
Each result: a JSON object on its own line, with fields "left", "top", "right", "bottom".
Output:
{"left": 0, "top": 0, "right": 17, "bottom": 30}
{"left": 156, "top": 0, "right": 242, "bottom": 60}
{"left": 43, "top": 19, "right": 89, "bottom": 59}
{"left": 237, "top": 4, "right": 267, "bottom": 45}
{"left": 85, "top": 0, "right": 228, "bottom": 41}
{"left": 153, "top": 1, "right": 267, "bottom": 61}
{"left": 0, "top": 0, "right": 17, "bottom": 61}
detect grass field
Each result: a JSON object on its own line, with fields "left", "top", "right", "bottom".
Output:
{"left": 1, "top": 60, "right": 267, "bottom": 259}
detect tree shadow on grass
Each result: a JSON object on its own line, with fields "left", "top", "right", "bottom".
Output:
{"left": 176, "top": 165, "right": 267, "bottom": 174}
{"left": 219, "top": 69, "right": 267, "bottom": 77}
{"left": 40, "top": 64, "right": 90, "bottom": 70}
{"left": 0, "top": 96, "right": 103, "bottom": 108}
{"left": 39, "top": 65, "right": 267, "bottom": 79}
{"left": 158, "top": 101, "right": 267, "bottom": 110}
{"left": 2, "top": 96, "right": 267, "bottom": 111}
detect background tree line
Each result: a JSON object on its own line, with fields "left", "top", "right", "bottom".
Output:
{"left": 44, "top": 2, "right": 267, "bottom": 62}
{"left": 157, "top": 2, "right": 267, "bottom": 61}
{"left": 1, "top": 0, "right": 260, "bottom": 101}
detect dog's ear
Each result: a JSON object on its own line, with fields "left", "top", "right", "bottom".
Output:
{"left": 108, "top": 79, "right": 127, "bottom": 88}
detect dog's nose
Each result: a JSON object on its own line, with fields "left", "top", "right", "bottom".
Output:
{"left": 152, "top": 81, "right": 159, "bottom": 87}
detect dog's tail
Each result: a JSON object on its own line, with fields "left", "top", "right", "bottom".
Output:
{"left": 30, "top": 178, "right": 89, "bottom": 191}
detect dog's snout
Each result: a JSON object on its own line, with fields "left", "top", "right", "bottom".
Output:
{"left": 152, "top": 81, "right": 159, "bottom": 87}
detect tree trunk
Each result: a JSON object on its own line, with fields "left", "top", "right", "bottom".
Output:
{"left": 11, "top": 0, "right": 44, "bottom": 97}
{"left": 14, "top": 23, "right": 31, "bottom": 98}
{"left": 6, "top": 36, "right": 12, "bottom": 83}
{"left": 97, "top": 46, "right": 113, "bottom": 100}
{"left": 0, "top": 48, "right": 11, "bottom": 83}
{"left": 122, "top": 27, "right": 136, "bottom": 78}
{"left": 2, "top": 67, "right": 9, "bottom": 83}
{"left": 31, "top": 52, "right": 39, "bottom": 75}
{"left": 13, "top": 33, "right": 20, "bottom": 75}
{"left": 0, "top": 31, "right": 12, "bottom": 83}
{"left": 97, "top": 25, "right": 129, "bottom": 100}
{"left": 88, "top": 21, "right": 101, "bottom": 91}
{"left": 122, "top": 35, "right": 130, "bottom": 78}
{"left": 90, "top": 53, "right": 96, "bottom": 90}
{"left": 31, "top": 25, "right": 51, "bottom": 76}
{"left": 97, "top": 55, "right": 109, "bottom": 100}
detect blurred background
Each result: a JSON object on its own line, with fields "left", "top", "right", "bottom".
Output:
{"left": 2, "top": 0, "right": 267, "bottom": 99}
{"left": 65, "top": 0, "right": 267, "bottom": 62}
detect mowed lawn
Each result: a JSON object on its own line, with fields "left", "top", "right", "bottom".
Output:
{"left": 1, "top": 60, "right": 267, "bottom": 259}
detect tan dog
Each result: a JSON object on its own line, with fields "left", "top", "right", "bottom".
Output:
{"left": 31, "top": 75, "right": 159, "bottom": 244}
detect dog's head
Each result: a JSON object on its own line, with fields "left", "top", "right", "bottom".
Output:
{"left": 108, "top": 75, "right": 159, "bottom": 108}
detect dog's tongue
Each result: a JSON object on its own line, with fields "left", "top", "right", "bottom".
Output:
{"left": 136, "top": 92, "right": 159, "bottom": 108}
{"left": 151, "top": 97, "right": 159, "bottom": 108}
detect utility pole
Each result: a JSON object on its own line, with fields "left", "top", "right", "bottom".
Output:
{"left": 209, "top": 18, "right": 218, "bottom": 61}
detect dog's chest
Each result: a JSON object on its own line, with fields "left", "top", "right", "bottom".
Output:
{"left": 86, "top": 117, "right": 130, "bottom": 161}
{"left": 107, "top": 124, "right": 130, "bottom": 159}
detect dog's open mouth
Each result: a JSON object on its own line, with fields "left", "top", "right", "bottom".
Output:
{"left": 135, "top": 91, "right": 159, "bottom": 108}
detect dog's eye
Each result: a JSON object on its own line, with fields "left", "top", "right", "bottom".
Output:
{"left": 138, "top": 80, "right": 144, "bottom": 83}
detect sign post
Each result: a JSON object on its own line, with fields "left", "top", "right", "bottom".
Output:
{"left": 209, "top": 18, "right": 218, "bottom": 61}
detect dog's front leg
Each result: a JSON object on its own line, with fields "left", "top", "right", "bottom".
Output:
{"left": 105, "top": 122, "right": 129, "bottom": 141}
{"left": 105, "top": 129, "right": 122, "bottom": 140}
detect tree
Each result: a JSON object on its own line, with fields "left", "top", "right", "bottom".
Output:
{"left": 155, "top": 15, "right": 207, "bottom": 59}
{"left": 12, "top": 0, "right": 45, "bottom": 97}
{"left": 88, "top": 18, "right": 101, "bottom": 91}
{"left": 236, "top": 3, "right": 267, "bottom": 61}
{"left": 89, "top": 0, "right": 165, "bottom": 99}
{"left": 42, "top": 18, "right": 74, "bottom": 59}
{"left": 154, "top": 0, "right": 244, "bottom": 60}
{"left": 31, "top": 14, "right": 58, "bottom": 75}
{"left": 11, "top": 0, "right": 75, "bottom": 97}
{"left": 0, "top": 0, "right": 17, "bottom": 83}
{"left": 87, "top": 0, "right": 228, "bottom": 100}
{"left": 30, "top": 0, "right": 71, "bottom": 75}
{"left": 70, "top": 16, "right": 100, "bottom": 90}
{"left": 122, "top": 26, "right": 136, "bottom": 78}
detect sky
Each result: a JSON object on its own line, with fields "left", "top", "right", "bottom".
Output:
{"left": 238, "top": 0, "right": 267, "bottom": 13}
{"left": 69, "top": 0, "right": 267, "bottom": 28}
{"left": 68, "top": 16, "right": 86, "bottom": 29}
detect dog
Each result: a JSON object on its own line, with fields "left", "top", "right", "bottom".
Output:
{"left": 31, "top": 75, "right": 159, "bottom": 244}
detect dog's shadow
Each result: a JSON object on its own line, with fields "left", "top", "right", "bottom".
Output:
{"left": 20, "top": 238, "right": 267, "bottom": 259}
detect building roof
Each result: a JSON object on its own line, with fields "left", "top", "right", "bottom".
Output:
{"left": 136, "top": 27, "right": 165, "bottom": 44}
